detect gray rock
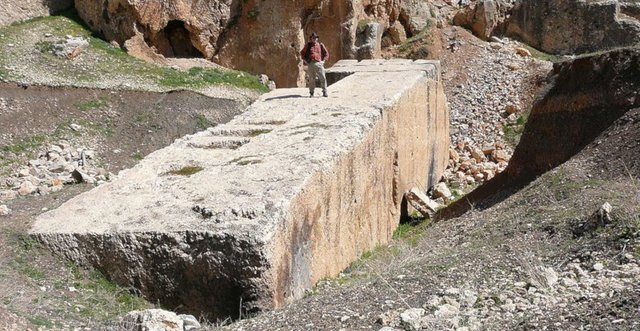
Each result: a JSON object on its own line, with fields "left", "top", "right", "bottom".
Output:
{"left": 0, "top": 205, "right": 10, "bottom": 216}
{"left": 400, "top": 308, "right": 426, "bottom": 331}
{"left": 121, "top": 309, "right": 183, "bottom": 331}
{"left": 406, "top": 188, "right": 439, "bottom": 218}
{"left": 178, "top": 314, "right": 200, "bottom": 331}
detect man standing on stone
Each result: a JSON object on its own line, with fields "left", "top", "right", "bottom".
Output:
{"left": 300, "top": 32, "right": 329, "bottom": 97}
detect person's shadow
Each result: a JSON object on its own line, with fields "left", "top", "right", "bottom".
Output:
{"left": 264, "top": 94, "right": 306, "bottom": 101}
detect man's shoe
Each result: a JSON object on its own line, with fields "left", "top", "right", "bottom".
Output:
{"left": 323, "top": 91, "right": 328, "bottom": 97}
{"left": 310, "top": 92, "right": 314, "bottom": 98}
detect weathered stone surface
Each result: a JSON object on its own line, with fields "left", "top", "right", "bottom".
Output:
{"left": 406, "top": 188, "right": 440, "bottom": 218}
{"left": 121, "top": 309, "right": 190, "bottom": 331}
{"left": 453, "top": 0, "right": 515, "bottom": 40}
{"left": 72, "top": 1, "right": 436, "bottom": 87}
{"left": 31, "top": 60, "right": 449, "bottom": 318}
{"left": 506, "top": 0, "right": 640, "bottom": 55}
{"left": 0, "top": 0, "right": 73, "bottom": 27}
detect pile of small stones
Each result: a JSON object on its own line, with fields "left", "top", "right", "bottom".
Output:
{"left": 0, "top": 141, "right": 113, "bottom": 215}
{"left": 377, "top": 255, "right": 640, "bottom": 330}
{"left": 439, "top": 31, "right": 552, "bottom": 192}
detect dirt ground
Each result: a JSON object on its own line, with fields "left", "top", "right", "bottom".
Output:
{"left": 0, "top": 83, "right": 250, "bottom": 329}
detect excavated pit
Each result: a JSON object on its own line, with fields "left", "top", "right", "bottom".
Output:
{"left": 30, "top": 59, "right": 449, "bottom": 319}
{"left": 438, "top": 48, "right": 640, "bottom": 220}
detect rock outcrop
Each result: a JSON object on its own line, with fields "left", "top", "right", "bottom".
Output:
{"left": 0, "top": 0, "right": 73, "bottom": 26}
{"left": 30, "top": 59, "right": 449, "bottom": 318}
{"left": 73, "top": 0, "right": 438, "bottom": 87}
{"left": 453, "top": 0, "right": 516, "bottom": 40}
{"left": 505, "top": 0, "right": 640, "bottom": 55}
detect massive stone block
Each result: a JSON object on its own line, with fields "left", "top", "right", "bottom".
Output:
{"left": 30, "top": 59, "right": 449, "bottom": 318}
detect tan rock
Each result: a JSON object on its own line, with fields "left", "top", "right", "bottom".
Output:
{"left": 505, "top": 104, "right": 518, "bottom": 114}
{"left": 18, "top": 181, "right": 37, "bottom": 196}
{"left": 31, "top": 60, "right": 449, "bottom": 317}
{"left": 0, "top": 205, "right": 10, "bottom": 216}
{"left": 405, "top": 188, "right": 439, "bottom": 218}
{"left": 481, "top": 145, "right": 495, "bottom": 155}
{"left": 433, "top": 182, "right": 453, "bottom": 202}
{"left": 0, "top": 0, "right": 73, "bottom": 26}
{"left": 506, "top": 0, "right": 640, "bottom": 55}
{"left": 74, "top": 0, "right": 420, "bottom": 87}
{"left": 515, "top": 47, "right": 531, "bottom": 57}
{"left": 469, "top": 146, "right": 485, "bottom": 162}
{"left": 449, "top": 148, "right": 460, "bottom": 163}
{"left": 492, "top": 149, "right": 509, "bottom": 162}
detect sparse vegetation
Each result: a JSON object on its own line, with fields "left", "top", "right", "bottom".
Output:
{"left": 0, "top": 11, "right": 268, "bottom": 92}
{"left": 194, "top": 113, "right": 215, "bottom": 130}
{"left": 35, "top": 40, "right": 54, "bottom": 53}
{"left": 1, "top": 134, "right": 47, "bottom": 155}
{"left": 247, "top": 9, "right": 260, "bottom": 19}
{"left": 166, "top": 166, "right": 204, "bottom": 176}
{"left": 76, "top": 97, "right": 109, "bottom": 111}
{"left": 522, "top": 45, "right": 564, "bottom": 62}
{"left": 248, "top": 129, "right": 272, "bottom": 137}
{"left": 503, "top": 112, "right": 530, "bottom": 147}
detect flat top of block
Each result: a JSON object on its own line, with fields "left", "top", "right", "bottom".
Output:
{"left": 327, "top": 59, "right": 439, "bottom": 76}
{"left": 31, "top": 60, "right": 440, "bottom": 241}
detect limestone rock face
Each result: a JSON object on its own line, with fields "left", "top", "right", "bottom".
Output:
{"left": 73, "top": 0, "right": 231, "bottom": 59}
{"left": 72, "top": 0, "right": 435, "bottom": 87}
{"left": 31, "top": 60, "right": 448, "bottom": 318}
{"left": 0, "top": 0, "right": 74, "bottom": 26}
{"left": 452, "top": 0, "right": 515, "bottom": 40}
{"left": 505, "top": 0, "right": 640, "bottom": 54}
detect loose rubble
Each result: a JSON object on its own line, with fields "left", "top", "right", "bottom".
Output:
{"left": 0, "top": 141, "right": 113, "bottom": 204}
{"left": 377, "top": 256, "right": 640, "bottom": 331}
{"left": 434, "top": 28, "right": 552, "bottom": 197}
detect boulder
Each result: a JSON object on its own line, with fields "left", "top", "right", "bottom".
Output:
{"left": 121, "top": 309, "right": 185, "bottom": 331}
{"left": 506, "top": 0, "right": 640, "bottom": 55}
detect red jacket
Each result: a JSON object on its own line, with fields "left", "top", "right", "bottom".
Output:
{"left": 301, "top": 41, "right": 329, "bottom": 63}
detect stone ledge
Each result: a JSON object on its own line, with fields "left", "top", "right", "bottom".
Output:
{"left": 30, "top": 59, "right": 449, "bottom": 318}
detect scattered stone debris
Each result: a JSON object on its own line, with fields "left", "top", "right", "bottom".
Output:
{"left": 121, "top": 309, "right": 200, "bottom": 331}
{"left": 0, "top": 141, "right": 113, "bottom": 204}
{"left": 50, "top": 35, "right": 89, "bottom": 59}
{"left": 258, "top": 74, "right": 276, "bottom": 90}
{"left": 440, "top": 29, "right": 551, "bottom": 191}
{"left": 374, "top": 255, "right": 640, "bottom": 330}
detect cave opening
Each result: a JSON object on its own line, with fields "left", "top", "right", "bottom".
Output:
{"left": 158, "top": 20, "right": 204, "bottom": 58}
